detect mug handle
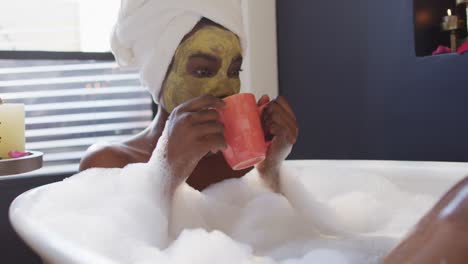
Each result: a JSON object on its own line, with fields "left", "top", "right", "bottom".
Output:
{"left": 258, "top": 102, "right": 273, "bottom": 148}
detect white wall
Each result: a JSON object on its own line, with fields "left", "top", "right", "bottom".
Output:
{"left": 241, "top": 0, "right": 279, "bottom": 99}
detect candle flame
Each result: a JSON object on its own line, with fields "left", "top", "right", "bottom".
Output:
{"left": 448, "top": 9, "right": 452, "bottom": 16}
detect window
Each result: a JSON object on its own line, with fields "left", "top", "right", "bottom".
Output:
{"left": 0, "top": 0, "right": 120, "bottom": 53}
{"left": 0, "top": 0, "right": 280, "bottom": 176}
{"left": 0, "top": 0, "right": 153, "bottom": 176}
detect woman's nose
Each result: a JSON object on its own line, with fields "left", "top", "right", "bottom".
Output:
{"left": 205, "top": 79, "right": 239, "bottom": 98}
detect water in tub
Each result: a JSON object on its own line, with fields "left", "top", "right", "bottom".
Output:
{"left": 16, "top": 131, "right": 436, "bottom": 263}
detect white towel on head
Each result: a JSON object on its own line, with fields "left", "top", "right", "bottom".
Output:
{"left": 111, "top": 0, "right": 246, "bottom": 103}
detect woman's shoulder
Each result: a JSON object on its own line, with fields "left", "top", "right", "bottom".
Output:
{"left": 79, "top": 142, "right": 133, "bottom": 172}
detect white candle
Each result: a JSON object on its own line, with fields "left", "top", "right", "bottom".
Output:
{"left": 443, "top": 9, "right": 459, "bottom": 30}
{"left": 0, "top": 101, "right": 25, "bottom": 158}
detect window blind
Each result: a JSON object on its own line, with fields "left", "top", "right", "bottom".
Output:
{"left": 0, "top": 60, "right": 153, "bottom": 176}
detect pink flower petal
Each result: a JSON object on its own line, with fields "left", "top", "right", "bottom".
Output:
{"left": 457, "top": 42, "right": 468, "bottom": 55}
{"left": 432, "top": 45, "right": 452, "bottom": 55}
{"left": 8, "top": 151, "right": 31, "bottom": 159}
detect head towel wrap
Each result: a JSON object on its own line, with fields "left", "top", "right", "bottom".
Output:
{"left": 111, "top": 0, "right": 246, "bottom": 103}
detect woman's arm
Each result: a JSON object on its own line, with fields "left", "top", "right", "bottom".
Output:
{"left": 154, "top": 95, "right": 228, "bottom": 194}
{"left": 256, "top": 95, "right": 298, "bottom": 193}
{"left": 257, "top": 157, "right": 283, "bottom": 193}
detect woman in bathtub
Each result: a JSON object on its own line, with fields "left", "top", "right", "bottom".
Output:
{"left": 80, "top": 17, "right": 296, "bottom": 193}
{"left": 79, "top": 1, "right": 468, "bottom": 263}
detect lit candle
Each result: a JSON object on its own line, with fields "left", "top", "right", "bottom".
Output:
{"left": 443, "top": 9, "right": 459, "bottom": 31}
{"left": 442, "top": 9, "right": 460, "bottom": 52}
{"left": 0, "top": 99, "right": 25, "bottom": 159}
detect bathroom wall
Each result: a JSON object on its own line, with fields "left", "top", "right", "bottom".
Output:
{"left": 277, "top": 0, "right": 468, "bottom": 161}
{"left": 242, "top": 0, "right": 279, "bottom": 98}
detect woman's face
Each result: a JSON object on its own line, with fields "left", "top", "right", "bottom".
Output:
{"left": 161, "top": 25, "right": 243, "bottom": 113}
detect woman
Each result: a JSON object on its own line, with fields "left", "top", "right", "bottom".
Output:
{"left": 80, "top": 0, "right": 468, "bottom": 263}
{"left": 79, "top": 17, "right": 297, "bottom": 192}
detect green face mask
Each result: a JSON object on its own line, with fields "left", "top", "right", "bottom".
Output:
{"left": 161, "top": 25, "right": 243, "bottom": 113}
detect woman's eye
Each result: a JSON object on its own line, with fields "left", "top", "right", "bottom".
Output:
{"left": 230, "top": 68, "right": 243, "bottom": 77}
{"left": 195, "top": 68, "right": 211, "bottom": 77}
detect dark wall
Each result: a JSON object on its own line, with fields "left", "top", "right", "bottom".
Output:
{"left": 277, "top": 0, "right": 468, "bottom": 161}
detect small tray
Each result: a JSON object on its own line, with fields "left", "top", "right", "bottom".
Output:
{"left": 0, "top": 151, "right": 43, "bottom": 176}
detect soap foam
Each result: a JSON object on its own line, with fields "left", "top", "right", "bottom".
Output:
{"left": 20, "top": 152, "right": 437, "bottom": 264}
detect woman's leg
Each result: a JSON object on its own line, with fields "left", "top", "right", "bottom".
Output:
{"left": 385, "top": 177, "right": 468, "bottom": 264}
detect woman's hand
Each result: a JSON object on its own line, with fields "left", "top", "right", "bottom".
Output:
{"left": 164, "top": 95, "right": 227, "bottom": 186}
{"left": 256, "top": 95, "right": 299, "bottom": 192}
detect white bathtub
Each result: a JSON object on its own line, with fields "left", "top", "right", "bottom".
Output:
{"left": 9, "top": 160, "right": 468, "bottom": 264}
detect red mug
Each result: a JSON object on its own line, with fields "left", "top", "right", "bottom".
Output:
{"left": 218, "top": 93, "right": 270, "bottom": 170}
